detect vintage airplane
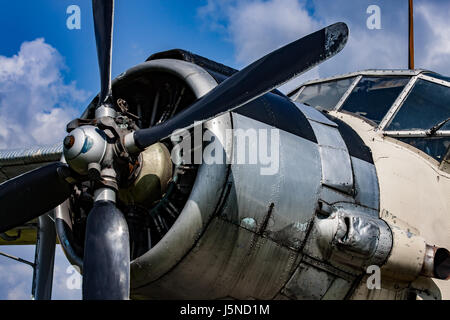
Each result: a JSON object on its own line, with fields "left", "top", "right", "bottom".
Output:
{"left": 0, "top": 0, "right": 448, "bottom": 300}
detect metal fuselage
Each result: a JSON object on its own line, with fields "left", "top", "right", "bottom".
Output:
{"left": 328, "top": 110, "right": 450, "bottom": 299}
{"left": 53, "top": 52, "right": 448, "bottom": 300}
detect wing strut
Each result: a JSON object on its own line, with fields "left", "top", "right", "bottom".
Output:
{"left": 0, "top": 212, "right": 56, "bottom": 300}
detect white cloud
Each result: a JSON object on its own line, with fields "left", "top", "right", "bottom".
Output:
{"left": 200, "top": 0, "right": 320, "bottom": 66}
{"left": 230, "top": 0, "right": 319, "bottom": 64}
{"left": 0, "top": 245, "right": 81, "bottom": 300}
{"left": 198, "top": 0, "right": 450, "bottom": 93}
{"left": 7, "top": 280, "right": 30, "bottom": 300}
{"left": 51, "top": 246, "right": 82, "bottom": 300}
{"left": 0, "top": 246, "right": 34, "bottom": 300}
{"left": 0, "top": 39, "right": 86, "bottom": 300}
{"left": 415, "top": 1, "right": 450, "bottom": 73}
{"left": 0, "top": 38, "right": 89, "bottom": 150}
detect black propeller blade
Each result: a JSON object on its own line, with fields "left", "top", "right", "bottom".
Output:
{"left": 92, "top": 0, "right": 114, "bottom": 106}
{"left": 81, "top": 0, "right": 130, "bottom": 301}
{"left": 82, "top": 201, "right": 130, "bottom": 300}
{"left": 131, "top": 22, "right": 349, "bottom": 150}
{"left": 0, "top": 163, "right": 72, "bottom": 233}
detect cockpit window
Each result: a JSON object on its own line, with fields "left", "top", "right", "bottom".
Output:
{"left": 295, "top": 77, "right": 355, "bottom": 111}
{"left": 340, "top": 77, "right": 410, "bottom": 125}
{"left": 397, "top": 137, "right": 450, "bottom": 162}
{"left": 422, "top": 72, "right": 450, "bottom": 83}
{"left": 386, "top": 79, "right": 450, "bottom": 131}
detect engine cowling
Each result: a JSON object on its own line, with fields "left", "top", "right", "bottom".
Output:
{"left": 55, "top": 51, "right": 449, "bottom": 300}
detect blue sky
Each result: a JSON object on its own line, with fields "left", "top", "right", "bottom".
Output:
{"left": 0, "top": 0, "right": 236, "bottom": 102}
{"left": 0, "top": 0, "right": 450, "bottom": 299}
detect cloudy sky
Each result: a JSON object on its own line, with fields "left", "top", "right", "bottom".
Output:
{"left": 0, "top": 0, "right": 449, "bottom": 300}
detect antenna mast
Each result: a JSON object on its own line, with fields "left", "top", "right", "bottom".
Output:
{"left": 409, "top": 0, "right": 415, "bottom": 69}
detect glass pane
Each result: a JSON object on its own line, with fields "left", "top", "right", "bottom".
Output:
{"left": 341, "top": 77, "right": 410, "bottom": 125}
{"left": 397, "top": 137, "right": 450, "bottom": 162}
{"left": 387, "top": 79, "right": 450, "bottom": 131}
{"left": 295, "top": 77, "right": 356, "bottom": 111}
{"left": 422, "top": 72, "right": 450, "bottom": 83}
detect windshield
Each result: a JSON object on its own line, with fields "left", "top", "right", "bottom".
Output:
{"left": 386, "top": 79, "right": 450, "bottom": 131}
{"left": 340, "top": 76, "right": 410, "bottom": 125}
{"left": 295, "top": 77, "right": 356, "bottom": 111}
{"left": 397, "top": 137, "right": 450, "bottom": 162}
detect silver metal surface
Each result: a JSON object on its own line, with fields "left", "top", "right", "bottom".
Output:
{"left": 319, "top": 185, "right": 355, "bottom": 207}
{"left": 310, "top": 121, "right": 347, "bottom": 149}
{"left": 134, "top": 217, "right": 300, "bottom": 299}
{"left": 282, "top": 262, "right": 351, "bottom": 300}
{"left": 94, "top": 188, "right": 116, "bottom": 203}
{"left": 297, "top": 69, "right": 427, "bottom": 88}
{"left": 81, "top": 59, "right": 218, "bottom": 120}
{"left": 0, "top": 144, "right": 62, "bottom": 167}
{"left": 132, "top": 104, "right": 322, "bottom": 298}
{"left": 117, "top": 59, "right": 218, "bottom": 99}
{"left": 383, "top": 130, "right": 450, "bottom": 137}
{"left": 351, "top": 156, "right": 380, "bottom": 211}
{"left": 63, "top": 128, "right": 87, "bottom": 161}
{"left": 421, "top": 245, "right": 450, "bottom": 279}
{"left": 369, "top": 218, "right": 394, "bottom": 267}
{"left": 308, "top": 206, "right": 393, "bottom": 271}
{"left": 63, "top": 125, "right": 108, "bottom": 175}
{"left": 123, "top": 132, "right": 140, "bottom": 154}
{"left": 321, "top": 277, "right": 353, "bottom": 300}
{"left": 333, "top": 202, "right": 380, "bottom": 219}
{"left": 227, "top": 113, "right": 322, "bottom": 250}
{"left": 95, "top": 105, "right": 116, "bottom": 119}
{"left": 294, "top": 102, "right": 338, "bottom": 127}
{"left": 419, "top": 73, "right": 450, "bottom": 88}
{"left": 130, "top": 112, "right": 232, "bottom": 290}
{"left": 127, "top": 59, "right": 227, "bottom": 291}
{"left": 54, "top": 200, "right": 83, "bottom": 271}
{"left": 309, "top": 121, "right": 354, "bottom": 194}
{"left": 319, "top": 147, "right": 353, "bottom": 194}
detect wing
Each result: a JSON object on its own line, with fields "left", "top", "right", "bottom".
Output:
{"left": 0, "top": 144, "right": 62, "bottom": 245}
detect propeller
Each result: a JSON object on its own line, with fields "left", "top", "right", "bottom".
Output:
{"left": 92, "top": 0, "right": 114, "bottom": 107}
{"left": 0, "top": 0, "right": 129, "bottom": 300}
{"left": 0, "top": 163, "right": 72, "bottom": 233}
{"left": 0, "top": 0, "right": 349, "bottom": 300}
{"left": 80, "top": 0, "right": 131, "bottom": 300}
{"left": 82, "top": 201, "right": 130, "bottom": 299}
{"left": 128, "top": 22, "right": 349, "bottom": 151}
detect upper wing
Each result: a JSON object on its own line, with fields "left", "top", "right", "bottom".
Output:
{"left": 0, "top": 144, "right": 62, "bottom": 245}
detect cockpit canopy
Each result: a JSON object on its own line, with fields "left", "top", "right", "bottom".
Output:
{"left": 289, "top": 70, "right": 450, "bottom": 170}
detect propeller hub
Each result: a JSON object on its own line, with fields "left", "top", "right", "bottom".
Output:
{"left": 63, "top": 125, "right": 108, "bottom": 176}
{"left": 63, "top": 135, "right": 75, "bottom": 149}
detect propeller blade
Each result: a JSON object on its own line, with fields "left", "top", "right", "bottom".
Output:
{"left": 82, "top": 200, "right": 130, "bottom": 300}
{"left": 0, "top": 163, "right": 72, "bottom": 233}
{"left": 131, "top": 22, "right": 348, "bottom": 150}
{"left": 92, "top": 0, "right": 114, "bottom": 106}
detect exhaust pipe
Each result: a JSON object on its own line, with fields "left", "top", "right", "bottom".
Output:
{"left": 422, "top": 245, "right": 450, "bottom": 280}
